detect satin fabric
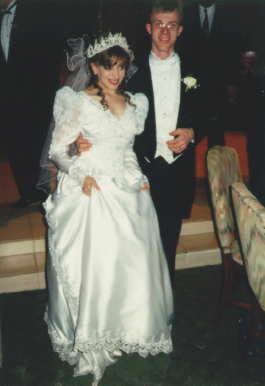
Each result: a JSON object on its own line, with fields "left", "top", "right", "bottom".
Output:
{"left": 44, "top": 87, "right": 173, "bottom": 384}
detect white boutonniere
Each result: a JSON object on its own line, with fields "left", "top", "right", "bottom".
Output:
{"left": 182, "top": 76, "right": 198, "bottom": 92}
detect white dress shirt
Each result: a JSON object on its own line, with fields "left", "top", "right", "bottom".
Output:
{"left": 199, "top": 3, "right": 216, "bottom": 33}
{"left": 149, "top": 51, "right": 181, "bottom": 164}
{"left": 0, "top": 0, "right": 17, "bottom": 61}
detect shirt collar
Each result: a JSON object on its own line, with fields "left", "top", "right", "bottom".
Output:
{"left": 149, "top": 51, "right": 179, "bottom": 66}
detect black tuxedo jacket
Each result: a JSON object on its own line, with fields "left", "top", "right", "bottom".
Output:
{"left": 128, "top": 55, "right": 203, "bottom": 219}
{"left": 179, "top": 3, "right": 244, "bottom": 114}
{"left": 0, "top": 1, "right": 66, "bottom": 131}
{"left": 180, "top": 3, "right": 243, "bottom": 78}
{"left": 0, "top": 1, "right": 70, "bottom": 199}
{"left": 0, "top": 1, "right": 97, "bottom": 104}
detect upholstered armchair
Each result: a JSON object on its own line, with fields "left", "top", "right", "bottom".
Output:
{"left": 231, "top": 182, "right": 265, "bottom": 312}
{"left": 207, "top": 146, "right": 244, "bottom": 319}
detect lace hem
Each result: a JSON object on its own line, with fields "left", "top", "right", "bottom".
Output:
{"left": 45, "top": 314, "right": 172, "bottom": 360}
{"left": 45, "top": 313, "right": 172, "bottom": 383}
{"left": 75, "top": 335, "right": 172, "bottom": 357}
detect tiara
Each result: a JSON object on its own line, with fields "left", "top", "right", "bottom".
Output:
{"left": 86, "top": 32, "right": 134, "bottom": 61}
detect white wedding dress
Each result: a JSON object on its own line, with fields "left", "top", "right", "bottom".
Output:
{"left": 44, "top": 86, "right": 173, "bottom": 384}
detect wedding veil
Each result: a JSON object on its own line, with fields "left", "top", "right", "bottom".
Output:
{"left": 37, "top": 36, "right": 91, "bottom": 194}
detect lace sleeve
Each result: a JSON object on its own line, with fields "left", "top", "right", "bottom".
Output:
{"left": 49, "top": 86, "right": 86, "bottom": 185}
{"left": 133, "top": 93, "right": 149, "bottom": 134}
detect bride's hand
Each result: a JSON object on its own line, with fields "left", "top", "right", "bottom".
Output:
{"left": 141, "top": 182, "right": 150, "bottom": 191}
{"left": 82, "top": 176, "right": 100, "bottom": 196}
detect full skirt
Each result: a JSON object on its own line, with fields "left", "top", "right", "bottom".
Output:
{"left": 44, "top": 180, "right": 173, "bottom": 384}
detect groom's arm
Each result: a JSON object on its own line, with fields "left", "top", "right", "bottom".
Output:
{"left": 178, "top": 87, "right": 207, "bottom": 145}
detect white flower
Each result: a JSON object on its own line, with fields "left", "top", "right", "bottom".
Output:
{"left": 182, "top": 76, "right": 198, "bottom": 92}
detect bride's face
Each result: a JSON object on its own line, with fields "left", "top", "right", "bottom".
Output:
{"left": 91, "top": 58, "right": 126, "bottom": 92}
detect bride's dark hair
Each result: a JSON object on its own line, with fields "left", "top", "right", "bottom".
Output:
{"left": 88, "top": 45, "right": 133, "bottom": 109}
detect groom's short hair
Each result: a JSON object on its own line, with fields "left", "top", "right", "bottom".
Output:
{"left": 147, "top": 0, "right": 183, "bottom": 22}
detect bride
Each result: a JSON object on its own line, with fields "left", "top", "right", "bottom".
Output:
{"left": 44, "top": 33, "right": 173, "bottom": 385}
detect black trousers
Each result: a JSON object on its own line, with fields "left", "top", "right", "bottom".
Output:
{"left": 143, "top": 157, "right": 189, "bottom": 288}
{"left": 1, "top": 93, "right": 52, "bottom": 201}
{"left": 156, "top": 212, "right": 182, "bottom": 287}
{"left": 206, "top": 116, "right": 225, "bottom": 149}
{"left": 5, "top": 127, "right": 45, "bottom": 201}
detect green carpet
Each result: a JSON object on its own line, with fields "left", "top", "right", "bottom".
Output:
{"left": 1, "top": 266, "right": 265, "bottom": 386}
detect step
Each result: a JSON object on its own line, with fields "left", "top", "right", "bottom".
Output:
{"left": 176, "top": 232, "right": 221, "bottom": 270}
{"left": 0, "top": 247, "right": 46, "bottom": 293}
{"left": 181, "top": 220, "right": 214, "bottom": 236}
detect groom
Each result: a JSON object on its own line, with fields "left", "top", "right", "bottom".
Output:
{"left": 127, "top": 0, "right": 204, "bottom": 285}
{"left": 78, "top": 0, "right": 204, "bottom": 286}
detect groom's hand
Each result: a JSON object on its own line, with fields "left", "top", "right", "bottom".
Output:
{"left": 167, "top": 128, "right": 194, "bottom": 154}
{"left": 76, "top": 133, "right": 92, "bottom": 155}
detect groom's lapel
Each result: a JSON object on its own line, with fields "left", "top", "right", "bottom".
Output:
{"left": 140, "top": 58, "right": 157, "bottom": 155}
{"left": 176, "top": 76, "right": 185, "bottom": 128}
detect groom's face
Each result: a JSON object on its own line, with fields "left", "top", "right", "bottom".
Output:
{"left": 146, "top": 9, "right": 183, "bottom": 59}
